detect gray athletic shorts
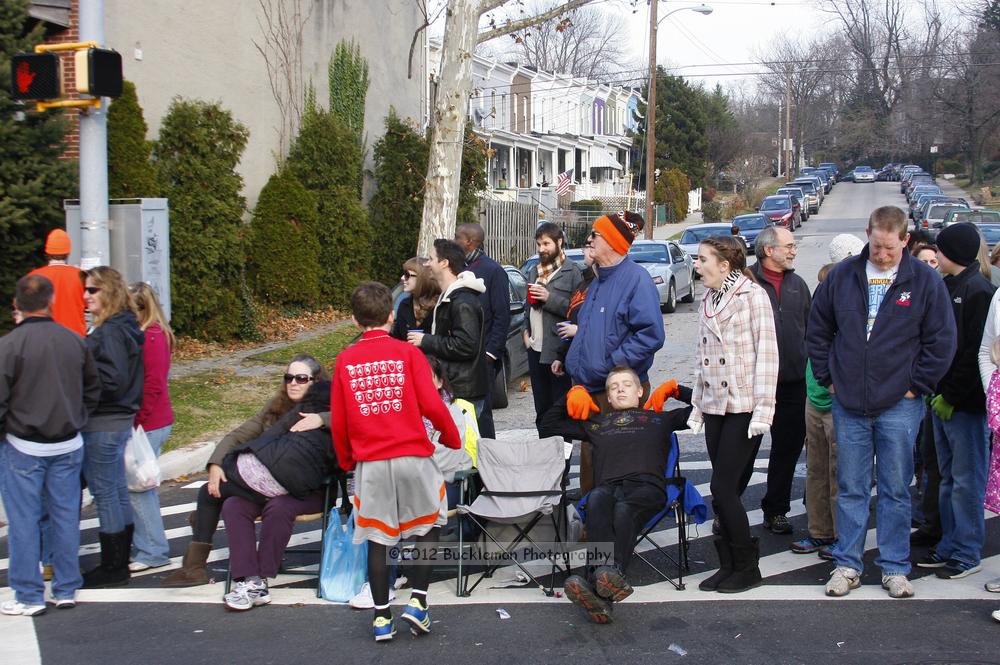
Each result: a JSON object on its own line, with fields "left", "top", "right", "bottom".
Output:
{"left": 352, "top": 455, "right": 447, "bottom": 547}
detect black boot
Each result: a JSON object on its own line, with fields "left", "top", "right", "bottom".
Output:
{"left": 699, "top": 537, "right": 733, "bottom": 591}
{"left": 716, "top": 538, "right": 763, "bottom": 593}
{"left": 82, "top": 531, "right": 131, "bottom": 588}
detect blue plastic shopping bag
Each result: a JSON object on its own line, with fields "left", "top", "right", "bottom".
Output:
{"left": 319, "top": 509, "right": 368, "bottom": 602}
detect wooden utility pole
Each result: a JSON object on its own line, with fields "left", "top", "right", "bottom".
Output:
{"left": 644, "top": 0, "right": 657, "bottom": 238}
{"left": 785, "top": 72, "right": 792, "bottom": 177}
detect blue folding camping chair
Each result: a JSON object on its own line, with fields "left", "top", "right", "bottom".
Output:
{"left": 577, "top": 432, "right": 706, "bottom": 590}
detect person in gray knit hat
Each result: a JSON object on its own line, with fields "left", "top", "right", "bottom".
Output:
{"left": 917, "top": 222, "right": 997, "bottom": 580}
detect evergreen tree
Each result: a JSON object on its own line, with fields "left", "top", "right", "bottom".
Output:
{"left": 369, "top": 110, "right": 429, "bottom": 285}
{"left": 640, "top": 69, "right": 708, "bottom": 187}
{"left": 247, "top": 168, "right": 321, "bottom": 306}
{"left": 654, "top": 168, "right": 691, "bottom": 223}
{"left": 287, "top": 109, "right": 370, "bottom": 308}
{"left": 0, "top": 0, "right": 77, "bottom": 332}
{"left": 458, "top": 123, "right": 488, "bottom": 227}
{"left": 155, "top": 98, "right": 249, "bottom": 339}
{"left": 107, "top": 80, "right": 158, "bottom": 198}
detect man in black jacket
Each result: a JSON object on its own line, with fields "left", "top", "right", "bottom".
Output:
{"left": 456, "top": 223, "right": 510, "bottom": 438}
{"left": 411, "top": 239, "right": 489, "bottom": 410}
{"left": 751, "top": 226, "right": 812, "bottom": 536}
{"left": 918, "top": 223, "right": 996, "bottom": 579}
{"left": 0, "top": 275, "right": 101, "bottom": 615}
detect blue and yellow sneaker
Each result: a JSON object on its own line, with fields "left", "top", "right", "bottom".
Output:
{"left": 373, "top": 616, "right": 396, "bottom": 642}
{"left": 400, "top": 598, "right": 431, "bottom": 635}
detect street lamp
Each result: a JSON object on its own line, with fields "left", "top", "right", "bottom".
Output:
{"left": 644, "top": 3, "right": 713, "bottom": 238}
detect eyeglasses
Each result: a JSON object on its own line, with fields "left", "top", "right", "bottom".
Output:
{"left": 401, "top": 272, "right": 417, "bottom": 280}
{"left": 284, "top": 373, "right": 313, "bottom": 385}
{"left": 781, "top": 243, "right": 798, "bottom": 250}
{"left": 587, "top": 230, "right": 602, "bottom": 240}
{"left": 84, "top": 287, "right": 101, "bottom": 295}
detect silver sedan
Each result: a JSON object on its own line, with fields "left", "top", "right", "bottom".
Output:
{"left": 628, "top": 240, "right": 695, "bottom": 313}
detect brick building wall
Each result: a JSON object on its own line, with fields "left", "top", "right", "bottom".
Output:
{"left": 41, "top": 0, "right": 80, "bottom": 160}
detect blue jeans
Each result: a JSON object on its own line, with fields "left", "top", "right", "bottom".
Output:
{"left": 0, "top": 443, "right": 84, "bottom": 604}
{"left": 932, "top": 411, "right": 990, "bottom": 567}
{"left": 83, "top": 428, "right": 133, "bottom": 534}
{"left": 128, "top": 425, "right": 172, "bottom": 566}
{"left": 831, "top": 395, "right": 924, "bottom": 576}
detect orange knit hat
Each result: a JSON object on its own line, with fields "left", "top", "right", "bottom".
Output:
{"left": 592, "top": 211, "right": 644, "bottom": 256}
{"left": 45, "top": 229, "right": 71, "bottom": 255}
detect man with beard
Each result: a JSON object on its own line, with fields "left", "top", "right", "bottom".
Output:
{"left": 524, "top": 222, "right": 582, "bottom": 432}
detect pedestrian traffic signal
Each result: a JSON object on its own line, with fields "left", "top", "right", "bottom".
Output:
{"left": 74, "top": 47, "right": 122, "bottom": 98}
{"left": 10, "top": 53, "right": 61, "bottom": 100}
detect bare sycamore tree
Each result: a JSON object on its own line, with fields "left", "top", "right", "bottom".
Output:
{"left": 253, "top": 0, "right": 314, "bottom": 160}
{"left": 417, "top": 0, "right": 600, "bottom": 256}
{"left": 754, "top": 35, "right": 839, "bottom": 167}
{"left": 502, "top": 1, "right": 629, "bottom": 79}
{"left": 933, "top": 23, "right": 1000, "bottom": 183}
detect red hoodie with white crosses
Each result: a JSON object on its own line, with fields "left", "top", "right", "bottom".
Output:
{"left": 330, "top": 330, "right": 461, "bottom": 471}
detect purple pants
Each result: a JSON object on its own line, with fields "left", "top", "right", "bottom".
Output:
{"left": 221, "top": 492, "right": 325, "bottom": 579}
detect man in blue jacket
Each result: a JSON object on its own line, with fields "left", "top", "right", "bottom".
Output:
{"left": 807, "top": 206, "right": 956, "bottom": 599}
{"left": 558, "top": 212, "right": 664, "bottom": 491}
{"left": 456, "top": 223, "right": 510, "bottom": 439}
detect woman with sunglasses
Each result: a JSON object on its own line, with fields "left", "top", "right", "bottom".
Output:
{"left": 80, "top": 267, "right": 145, "bottom": 588}
{"left": 125, "top": 283, "right": 174, "bottom": 573}
{"left": 390, "top": 257, "right": 440, "bottom": 341}
{"left": 163, "top": 354, "right": 331, "bottom": 587}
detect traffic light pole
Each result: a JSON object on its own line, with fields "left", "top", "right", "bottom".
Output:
{"left": 77, "top": 0, "right": 110, "bottom": 269}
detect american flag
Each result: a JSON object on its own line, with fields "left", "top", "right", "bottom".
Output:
{"left": 555, "top": 169, "right": 574, "bottom": 196}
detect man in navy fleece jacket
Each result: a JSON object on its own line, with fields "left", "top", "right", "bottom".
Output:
{"left": 807, "top": 206, "right": 956, "bottom": 599}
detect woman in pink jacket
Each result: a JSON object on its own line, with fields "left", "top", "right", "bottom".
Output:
{"left": 688, "top": 235, "right": 778, "bottom": 594}
{"left": 127, "top": 283, "right": 174, "bottom": 571}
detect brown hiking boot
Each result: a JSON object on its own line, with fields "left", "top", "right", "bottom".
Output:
{"left": 161, "top": 542, "right": 212, "bottom": 587}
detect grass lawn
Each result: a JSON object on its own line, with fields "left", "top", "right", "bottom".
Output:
{"left": 166, "top": 325, "right": 362, "bottom": 454}
{"left": 166, "top": 371, "right": 276, "bottom": 454}
{"left": 248, "top": 324, "right": 361, "bottom": 368}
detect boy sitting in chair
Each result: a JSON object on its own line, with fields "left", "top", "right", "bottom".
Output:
{"left": 554, "top": 367, "right": 693, "bottom": 624}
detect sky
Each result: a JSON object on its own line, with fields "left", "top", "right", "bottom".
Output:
{"left": 457, "top": 0, "right": 971, "bottom": 92}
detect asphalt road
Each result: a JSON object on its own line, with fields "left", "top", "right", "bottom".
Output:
{"left": 3, "top": 182, "right": 999, "bottom": 665}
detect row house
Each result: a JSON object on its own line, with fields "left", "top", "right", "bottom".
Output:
{"left": 440, "top": 46, "right": 643, "bottom": 208}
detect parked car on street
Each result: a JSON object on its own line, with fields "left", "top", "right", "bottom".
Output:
{"left": 907, "top": 185, "right": 943, "bottom": 211}
{"left": 801, "top": 167, "right": 832, "bottom": 193}
{"left": 922, "top": 204, "right": 971, "bottom": 237}
{"left": 679, "top": 222, "right": 741, "bottom": 262}
{"left": 853, "top": 165, "right": 876, "bottom": 182}
{"left": 818, "top": 162, "right": 840, "bottom": 181}
{"left": 942, "top": 208, "right": 1000, "bottom": 228}
{"left": 628, "top": 240, "right": 696, "bottom": 313}
{"left": 759, "top": 194, "right": 801, "bottom": 230}
{"left": 787, "top": 179, "right": 821, "bottom": 214}
{"left": 913, "top": 195, "right": 968, "bottom": 224}
{"left": 730, "top": 213, "right": 773, "bottom": 251}
{"left": 840, "top": 169, "right": 856, "bottom": 183}
{"left": 519, "top": 248, "right": 586, "bottom": 276}
{"left": 776, "top": 187, "right": 810, "bottom": 221}
{"left": 976, "top": 222, "right": 1000, "bottom": 249}
{"left": 795, "top": 174, "right": 826, "bottom": 203}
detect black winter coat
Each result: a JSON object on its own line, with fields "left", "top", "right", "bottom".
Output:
{"left": 938, "top": 263, "right": 996, "bottom": 412}
{"left": 227, "top": 381, "right": 336, "bottom": 499}
{"left": 751, "top": 264, "right": 811, "bottom": 384}
{"left": 422, "top": 286, "right": 489, "bottom": 400}
{"left": 85, "top": 310, "right": 144, "bottom": 431}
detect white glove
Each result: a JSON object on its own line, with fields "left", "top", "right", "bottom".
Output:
{"left": 686, "top": 417, "right": 703, "bottom": 435}
{"left": 748, "top": 421, "right": 770, "bottom": 438}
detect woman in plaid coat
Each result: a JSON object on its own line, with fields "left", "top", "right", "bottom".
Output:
{"left": 688, "top": 235, "right": 779, "bottom": 593}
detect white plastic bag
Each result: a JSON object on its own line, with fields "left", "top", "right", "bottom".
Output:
{"left": 125, "top": 425, "right": 161, "bottom": 492}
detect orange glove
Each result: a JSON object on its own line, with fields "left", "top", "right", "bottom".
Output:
{"left": 566, "top": 385, "right": 600, "bottom": 420}
{"left": 644, "top": 379, "right": 679, "bottom": 411}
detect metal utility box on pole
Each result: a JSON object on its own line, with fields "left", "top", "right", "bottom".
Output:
{"left": 77, "top": 0, "right": 110, "bottom": 269}
{"left": 65, "top": 199, "right": 172, "bottom": 320}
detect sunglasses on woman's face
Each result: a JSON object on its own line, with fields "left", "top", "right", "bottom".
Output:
{"left": 402, "top": 272, "right": 417, "bottom": 280}
{"left": 84, "top": 286, "right": 101, "bottom": 295}
{"left": 284, "top": 373, "right": 313, "bottom": 385}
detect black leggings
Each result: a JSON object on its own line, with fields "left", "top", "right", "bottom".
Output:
{"left": 585, "top": 481, "right": 664, "bottom": 573}
{"left": 704, "top": 412, "right": 760, "bottom": 548}
{"left": 192, "top": 460, "right": 267, "bottom": 543}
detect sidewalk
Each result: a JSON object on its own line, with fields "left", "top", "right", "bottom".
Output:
{"left": 652, "top": 209, "right": 705, "bottom": 241}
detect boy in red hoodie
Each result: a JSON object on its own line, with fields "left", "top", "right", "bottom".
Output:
{"left": 331, "top": 281, "right": 461, "bottom": 643}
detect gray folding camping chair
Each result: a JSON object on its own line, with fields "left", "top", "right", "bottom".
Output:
{"left": 456, "top": 435, "right": 571, "bottom": 597}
